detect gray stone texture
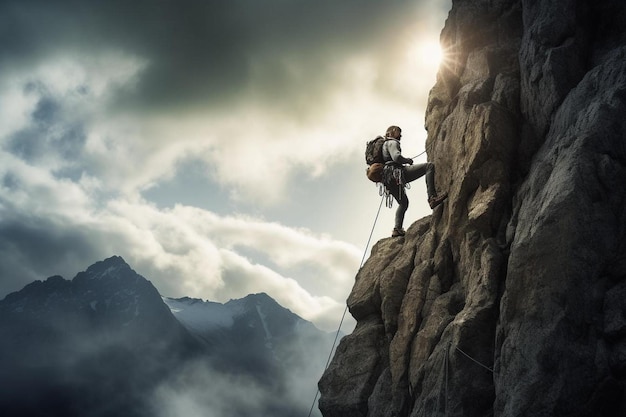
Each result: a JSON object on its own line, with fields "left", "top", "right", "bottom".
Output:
{"left": 319, "top": 0, "right": 626, "bottom": 416}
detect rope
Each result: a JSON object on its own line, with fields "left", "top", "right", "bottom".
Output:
{"left": 307, "top": 136, "right": 456, "bottom": 417}
{"left": 409, "top": 136, "right": 435, "bottom": 160}
{"left": 306, "top": 194, "right": 386, "bottom": 417}
{"left": 436, "top": 345, "right": 446, "bottom": 417}
{"left": 443, "top": 345, "right": 450, "bottom": 417}
{"left": 435, "top": 343, "right": 495, "bottom": 416}
{"left": 410, "top": 148, "right": 428, "bottom": 159}
{"left": 379, "top": 163, "right": 413, "bottom": 209}
{"left": 454, "top": 345, "right": 496, "bottom": 374}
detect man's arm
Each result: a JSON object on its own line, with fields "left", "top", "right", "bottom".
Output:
{"left": 386, "top": 140, "right": 413, "bottom": 165}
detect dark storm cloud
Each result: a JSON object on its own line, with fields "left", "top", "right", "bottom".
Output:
{"left": 0, "top": 215, "right": 100, "bottom": 297}
{"left": 0, "top": 0, "right": 416, "bottom": 110}
{"left": 0, "top": 0, "right": 450, "bottom": 326}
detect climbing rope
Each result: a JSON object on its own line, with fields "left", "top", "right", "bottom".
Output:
{"left": 304, "top": 184, "right": 495, "bottom": 417}
{"left": 378, "top": 142, "right": 431, "bottom": 209}
{"left": 437, "top": 342, "right": 497, "bottom": 416}
{"left": 410, "top": 148, "right": 428, "bottom": 159}
{"left": 306, "top": 194, "right": 386, "bottom": 417}
{"left": 409, "top": 135, "right": 436, "bottom": 160}
{"left": 454, "top": 345, "right": 497, "bottom": 374}
{"left": 437, "top": 344, "right": 449, "bottom": 417}
{"left": 443, "top": 345, "right": 450, "bottom": 417}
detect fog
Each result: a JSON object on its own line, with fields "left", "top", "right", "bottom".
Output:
{"left": 151, "top": 319, "right": 335, "bottom": 417}
{"left": 0, "top": 275, "right": 336, "bottom": 417}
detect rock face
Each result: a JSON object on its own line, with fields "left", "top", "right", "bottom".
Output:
{"left": 319, "top": 1, "right": 626, "bottom": 416}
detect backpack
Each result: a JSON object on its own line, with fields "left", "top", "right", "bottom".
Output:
{"left": 365, "top": 136, "right": 387, "bottom": 182}
{"left": 365, "top": 136, "right": 387, "bottom": 165}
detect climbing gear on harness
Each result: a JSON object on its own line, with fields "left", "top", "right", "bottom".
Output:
{"left": 379, "top": 163, "right": 410, "bottom": 208}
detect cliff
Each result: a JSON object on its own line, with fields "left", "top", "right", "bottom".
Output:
{"left": 318, "top": 1, "right": 626, "bottom": 416}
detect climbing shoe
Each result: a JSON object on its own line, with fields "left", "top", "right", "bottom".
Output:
{"left": 391, "top": 228, "right": 406, "bottom": 237}
{"left": 428, "top": 193, "right": 448, "bottom": 209}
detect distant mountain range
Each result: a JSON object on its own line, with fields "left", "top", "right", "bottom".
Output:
{"left": 0, "top": 256, "right": 333, "bottom": 417}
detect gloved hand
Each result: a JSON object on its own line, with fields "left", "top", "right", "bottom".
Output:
{"left": 407, "top": 158, "right": 414, "bottom": 165}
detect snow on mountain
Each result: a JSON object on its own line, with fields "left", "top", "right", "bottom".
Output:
{"left": 255, "top": 303, "right": 273, "bottom": 348}
{"left": 162, "top": 291, "right": 332, "bottom": 375}
{"left": 162, "top": 296, "right": 243, "bottom": 333}
{"left": 164, "top": 292, "right": 319, "bottom": 339}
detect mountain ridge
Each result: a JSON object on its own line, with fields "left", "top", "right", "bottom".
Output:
{"left": 0, "top": 255, "right": 329, "bottom": 417}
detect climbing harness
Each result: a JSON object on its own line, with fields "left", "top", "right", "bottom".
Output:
{"left": 379, "top": 163, "right": 410, "bottom": 208}
{"left": 377, "top": 143, "right": 430, "bottom": 209}
{"left": 306, "top": 193, "right": 386, "bottom": 417}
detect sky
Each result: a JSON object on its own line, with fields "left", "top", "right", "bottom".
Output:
{"left": 0, "top": 0, "right": 451, "bottom": 333}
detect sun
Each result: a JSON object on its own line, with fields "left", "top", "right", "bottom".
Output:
{"left": 414, "top": 39, "right": 444, "bottom": 69}
{"left": 399, "top": 37, "right": 448, "bottom": 93}
{"left": 404, "top": 37, "right": 447, "bottom": 77}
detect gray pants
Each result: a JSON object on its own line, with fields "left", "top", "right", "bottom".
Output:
{"left": 387, "top": 162, "right": 435, "bottom": 230}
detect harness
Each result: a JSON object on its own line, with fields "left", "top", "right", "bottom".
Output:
{"left": 379, "top": 162, "right": 410, "bottom": 208}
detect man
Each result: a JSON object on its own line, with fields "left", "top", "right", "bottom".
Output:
{"left": 382, "top": 125, "right": 447, "bottom": 237}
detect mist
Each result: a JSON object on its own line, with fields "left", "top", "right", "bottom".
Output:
{"left": 151, "top": 314, "right": 335, "bottom": 417}
{"left": 0, "top": 262, "right": 337, "bottom": 417}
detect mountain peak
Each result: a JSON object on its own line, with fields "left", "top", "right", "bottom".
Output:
{"left": 226, "top": 292, "right": 284, "bottom": 312}
{"left": 243, "top": 292, "right": 274, "bottom": 303}
{"left": 1, "top": 276, "right": 67, "bottom": 304}
{"left": 80, "top": 255, "right": 133, "bottom": 281}
{"left": 0, "top": 257, "right": 334, "bottom": 417}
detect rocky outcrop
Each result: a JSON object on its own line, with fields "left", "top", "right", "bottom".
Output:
{"left": 319, "top": 1, "right": 626, "bottom": 416}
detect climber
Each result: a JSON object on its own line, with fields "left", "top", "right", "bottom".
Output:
{"left": 381, "top": 125, "right": 447, "bottom": 237}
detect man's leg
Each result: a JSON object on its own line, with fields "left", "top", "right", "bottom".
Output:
{"left": 388, "top": 184, "right": 409, "bottom": 231}
{"left": 404, "top": 162, "right": 435, "bottom": 198}
{"left": 405, "top": 162, "right": 447, "bottom": 208}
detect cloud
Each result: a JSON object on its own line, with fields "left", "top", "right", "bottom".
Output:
{"left": 99, "top": 201, "right": 358, "bottom": 331}
{"left": 0, "top": 0, "right": 422, "bottom": 110}
{"left": 0, "top": 0, "right": 450, "bottom": 204}
{"left": 150, "top": 324, "right": 334, "bottom": 417}
{"left": 152, "top": 355, "right": 324, "bottom": 417}
{"left": 0, "top": 156, "right": 358, "bottom": 330}
{"left": 0, "top": 0, "right": 452, "bottom": 332}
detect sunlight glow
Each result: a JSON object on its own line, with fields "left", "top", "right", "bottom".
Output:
{"left": 401, "top": 37, "right": 446, "bottom": 93}
{"left": 415, "top": 39, "right": 444, "bottom": 69}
